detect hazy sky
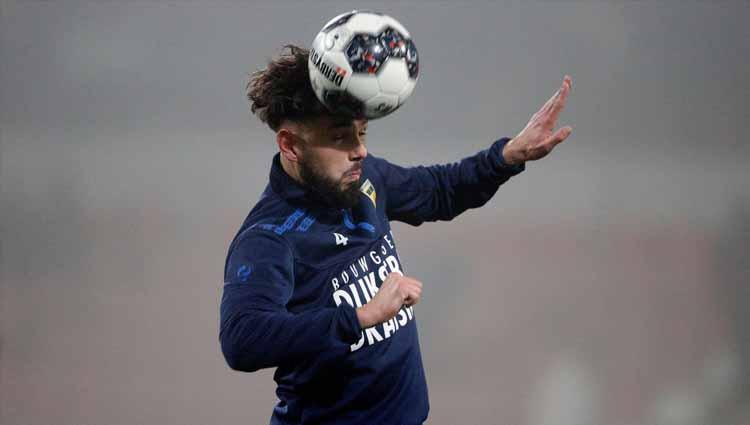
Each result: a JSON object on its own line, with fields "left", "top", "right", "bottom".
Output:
{"left": 2, "top": 1, "right": 749, "bottom": 425}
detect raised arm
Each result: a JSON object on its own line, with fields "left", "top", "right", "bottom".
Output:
{"left": 374, "top": 75, "right": 573, "bottom": 226}
{"left": 370, "top": 139, "right": 524, "bottom": 225}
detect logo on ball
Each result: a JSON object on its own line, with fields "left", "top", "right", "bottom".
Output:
{"left": 310, "top": 47, "right": 346, "bottom": 87}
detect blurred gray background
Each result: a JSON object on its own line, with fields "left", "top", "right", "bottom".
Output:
{"left": 2, "top": 1, "right": 749, "bottom": 424}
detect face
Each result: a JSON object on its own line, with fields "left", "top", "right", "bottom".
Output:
{"left": 296, "top": 116, "right": 368, "bottom": 209}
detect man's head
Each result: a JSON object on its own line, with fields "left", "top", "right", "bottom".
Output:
{"left": 247, "top": 45, "right": 368, "bottom": 209}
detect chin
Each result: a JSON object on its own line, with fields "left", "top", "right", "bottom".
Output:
{"left": 337, "top": 185, "right": 361, "bottom": 208}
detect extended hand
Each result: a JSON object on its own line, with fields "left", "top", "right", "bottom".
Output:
{"left": 503, "top": 76, "right": 573, "bottom": 165}
{"left": 356, "top": 273, "right": 422, "bottom": 328}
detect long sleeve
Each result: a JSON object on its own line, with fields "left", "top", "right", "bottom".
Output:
{"left": 219, "top": 230, "right": 362, "bottom": 372}
{"left": 371, "top": 137, "right": 525, "bottom": 225}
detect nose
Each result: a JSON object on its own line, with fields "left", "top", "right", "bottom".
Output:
{"left": 350, "top": 140, "right": 367, "bottom": 162}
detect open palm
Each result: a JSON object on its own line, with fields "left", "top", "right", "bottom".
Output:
{"left": 503, "top": 76, "right": 573, "bottom": 165}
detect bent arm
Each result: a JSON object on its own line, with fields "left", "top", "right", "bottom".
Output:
{"left": 219, "top": 229, "right": 362, "bottom": 372}
{"left": 219, "top": 283, "right": 361, "bottom": 372}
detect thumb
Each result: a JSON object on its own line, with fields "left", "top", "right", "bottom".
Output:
{"left": 546, "top": 125, "right": 572, "bottom": 147}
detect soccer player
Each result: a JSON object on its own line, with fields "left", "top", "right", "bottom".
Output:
{"left": 220, "top": 45, "right": 572, "bottom": 425}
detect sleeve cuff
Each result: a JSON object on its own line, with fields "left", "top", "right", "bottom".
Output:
{"left": 489, "top": 137, "right": 525, "bottom": 177}
{"left": 334, "top": 302, "right": 363, "bottom": 344}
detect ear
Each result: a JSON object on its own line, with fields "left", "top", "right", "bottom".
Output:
{"left": 277, "top": 129, "right": 301, "bottom": 163}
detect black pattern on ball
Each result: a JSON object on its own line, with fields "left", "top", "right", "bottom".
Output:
{"left": 346, "top": 34, "right": 388, "bottom": 74}
{"left": 344, "top": 27, "right": 419, "bottom": 77}
{"left": 322, "top": 11, "right": 356, "bottom": 33}
{"left": 379, "top": 28, "right": 408, "bottom": 58}
{"left": 353, "top": 10, "right": 384, "bottom": 16}
{"left": 405, "top": 40, "right": 419, "bottom": 79}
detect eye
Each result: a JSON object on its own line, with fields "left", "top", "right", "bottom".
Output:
{"left": 331, "top": 136, "right": 349, "bottom": 147}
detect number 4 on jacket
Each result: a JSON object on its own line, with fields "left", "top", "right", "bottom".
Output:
{"left": 334, "top": 233, "right": 348, "bottom": 246}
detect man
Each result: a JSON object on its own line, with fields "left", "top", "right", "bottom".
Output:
{"left": 220, "top": 45, "right": 572, "bottom": 425}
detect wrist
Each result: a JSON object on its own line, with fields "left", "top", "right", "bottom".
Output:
{"left": 502, "top": 138, "right": 522, "bottom": 165}
{"left": 356, "top": 305, "right": 378, "bottom": 328}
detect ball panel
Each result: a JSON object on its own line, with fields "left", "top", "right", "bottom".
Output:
{"left": 397, "top": 78, "right": 417, "bottom": 104}
{"left": 345, "top": 12, "right": 389, "bottom": 35}
{"left": 324, "top": 26, "right": 353, "bottom": 52}
{"left": 364, "top": 93, "right": 399, "bottom": 119}
{"left": 376, "top": 59, "right": 409, "bottom": 95}
{"left": 346, "top": 74, "right": 380, "bottom": 102}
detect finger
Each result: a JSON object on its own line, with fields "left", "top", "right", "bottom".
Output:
{"left": 531, "top": 80, "right": 567, "bottom": 127}
{"left": 403, "top": 288, "right": 421, "bottom": 306}
{"left": 547, "top": 77, "right": 572, "bottom": 124}
{"left": 401, "top": 277, "right": 423, "bottom": 290}
{"left": 384, "top": 272, "right": 402, "bottom": 286}
{"left": 388, "top": 270, "right": 404, "bottom": 278}
{"left": 400, "top": 281, "right": 421, "bottom": 297}
{"left": 542, "top": 76, "right": 569, "bottom": 112}
{"left": 401, "top": 280, "right": 421, "bottom": 297}
{"left": 545, "top": 125, "right": 573, "bottom": 147}
{"left": 536, "top": 87, "right": 561, "bottom": 119}
{"left": 401, "top": 282, "right": 423, "bottom": 300}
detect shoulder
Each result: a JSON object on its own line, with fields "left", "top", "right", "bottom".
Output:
{"left": 363, "top": 152, "right": 393, "bottom": 175}
{"left": 226, "top": 191, "right": 303, "bottom": 264}
{"left": 363, "top": 152, "right": 405, "bottom": 188}
{"left": 231, "top": 226, "right": 292, "bottom": 256}
{"left": 224, "top": 227, "right": 296, "bottom": 285}
{"left": 231, "top": 186, "right": 310, "bottom": 248}
{"left": 229, "top": 207, "right": 304, "bottom": 261}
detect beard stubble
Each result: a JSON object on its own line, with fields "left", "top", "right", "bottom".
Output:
{"left": 298, "top": 154, "right": 361, "bottom": 209}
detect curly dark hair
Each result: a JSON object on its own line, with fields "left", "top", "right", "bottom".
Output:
{"left": 246, "top": 44, "right": 329, "bottom": 132}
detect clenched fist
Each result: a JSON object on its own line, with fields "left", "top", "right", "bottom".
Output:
{"left": 356, "top": 273, "right": 423, "bottom": 328}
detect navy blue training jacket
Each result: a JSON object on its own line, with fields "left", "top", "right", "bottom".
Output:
{"left": 220, "top": 137, "right": 524, "bottom": 425}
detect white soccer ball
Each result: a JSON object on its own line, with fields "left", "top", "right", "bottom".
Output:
{"left": 308, "top": 10, "right": 419, "bottom": 119}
